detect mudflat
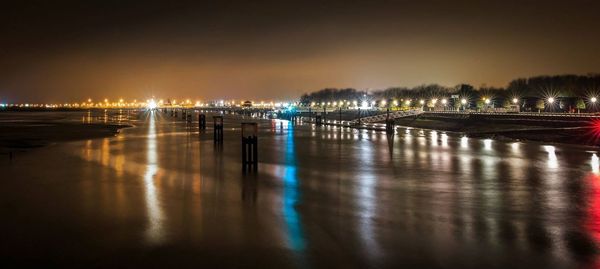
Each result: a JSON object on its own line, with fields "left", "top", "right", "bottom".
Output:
{"left": 0, "top": 111, "right": 131, "bottom": 153}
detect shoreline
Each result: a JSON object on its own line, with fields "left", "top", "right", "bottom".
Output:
{"left": 0, "top": 122, "right": 131, "bottom": 153}
{"left": 393, "top": 117, "right": 599, "bottom": 147}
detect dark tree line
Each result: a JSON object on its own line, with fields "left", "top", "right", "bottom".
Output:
{"left": 298, "top": 74, "right": 600, "bottom": 111}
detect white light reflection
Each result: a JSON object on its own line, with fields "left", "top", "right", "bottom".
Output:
{"left": 511, "top": 142, "right": 519, "bottom": 153}
{"left": 355, "top": 139, "right": 381, "bottom": 261}
{"left": 592, "top": 153, "right": 600, "bottom": 174}
{"left": 430, "top": 131, "right": 438, "bottom": 146}
{"left": 144, "top": 111, "right": 165, "bottom": 244}
{"left": 460, "top": 136, "right": 469, "bottom": 149}
{"left": 543, "top": 145, "right": 558, "bottom": 169}
{"left": 483, "top": 139, "right": 492, "bottom": 150}
{"left": 440, "top": 132, "right": 448, "bottom": 147}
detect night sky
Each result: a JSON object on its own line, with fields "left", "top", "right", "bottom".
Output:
{"left": 1, "top": 0, "right": 599, "bottom": 102}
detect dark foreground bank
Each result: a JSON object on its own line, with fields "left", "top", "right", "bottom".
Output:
{"left": 0, "top": 111, "right": 132, "bottom": 154}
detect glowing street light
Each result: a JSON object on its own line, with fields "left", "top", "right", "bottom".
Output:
{"left": 147, "top": 99, "right": 157, "bottom": 110}
{"left": 393, "top": 100, "right": 398, "bottom": 106}
{"left": 419, "top": 100, "right": 425, "bottom": 105}
{"left": 548, "top": 97, "right": 555, "bottom": 104}
{"left": 461, "top": 98, "right": 467, "bottom": 105}
{"left": 592, "top": 97, "right": 597, "bottom": 103}
{"left": 512, "top": 98, "right": 519, "bottom": 104}
{"left": 441, "top": 99, "right": 447, "bottom": 105}
{"left": 484, "top": 99, "right": 490, "bottom": 104}
{"left": 381, "top": 100, "right": 387, "bottom": 106}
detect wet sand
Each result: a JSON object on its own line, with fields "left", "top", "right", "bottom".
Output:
{"left": 1, "top": 110, "right": 600, "bottom": 268}
{"left": 0, "top": 111, "right": 131, "bottom": 154}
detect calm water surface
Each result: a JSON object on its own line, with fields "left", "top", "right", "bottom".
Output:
{"left": 1, "top": 110, "right": 600, "bottom": 268}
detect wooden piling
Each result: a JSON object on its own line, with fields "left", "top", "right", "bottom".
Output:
{"left": 241, "top": 122, "right": 258, "bottom": 172}
{"left": 213, "top": 116, "right": 224, "bottom": 143}
{"left": 199, "top": 114, "right": 206, "bottom": 130}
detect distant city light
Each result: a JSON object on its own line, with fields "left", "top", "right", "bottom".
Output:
{"left": 147, "top": 99, "right": 157, "bottom": 109}
{"left": 548, "top": 97, "right": 555, "bottom": 104}
{"left": 361, "top": 101, "right": 368, "bottom": 108}
{"left": 592, "top": 97, "right": 597, "bottom": 103}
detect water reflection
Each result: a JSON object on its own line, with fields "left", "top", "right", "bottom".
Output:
{"left": 544, "top": 145, "right": 558, "bottom": 169}
{"left": 281, "top": 121, "right": 306, "bottom": 251}
{"left": 50, "top": 110, "right": 600, "bottom": 267}
{"left": 483, "top": 139, "right": 492, "bottom": 150}
{"left": 355, "top": 135, "right": 381, "bottom": 262}
{"left": 592, "top": 154, "right": 599, "bottom": 174}
{"left": 143, "top": 111, "right": 165, "bottom": 244}
{"left": 461, "top": 136, "right": 469, "bottom": 149}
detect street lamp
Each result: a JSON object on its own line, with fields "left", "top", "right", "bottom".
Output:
{"left": 592, "top": 97, "right": 597, "bottom": 103}
{"left": 460, "top": 98, "right": 467, "bottom": 111}
{"left": 512, "top": 98, "right": 518, "bottom": 104}
{"left": 548, "top": 97, "right": 555, "bottom": 104}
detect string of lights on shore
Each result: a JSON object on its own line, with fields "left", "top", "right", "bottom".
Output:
{"left": 1, "top": 95, "right": 597, "bottom": 109}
